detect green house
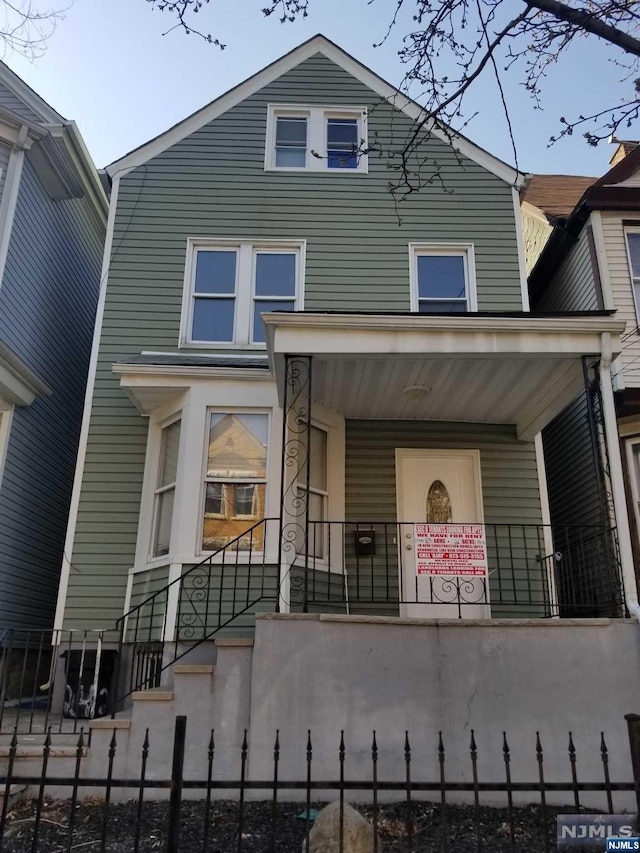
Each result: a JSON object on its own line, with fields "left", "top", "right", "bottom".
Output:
{"left": 51, "top": 36, "right": 633, "bottom": 698}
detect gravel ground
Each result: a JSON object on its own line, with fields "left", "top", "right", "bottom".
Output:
{"left": 0, "top": 797, "right": 596, "bottom": 852}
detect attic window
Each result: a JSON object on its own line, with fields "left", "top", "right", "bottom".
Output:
{"left": 266, "top": 105, "right": 368, "bottom": 173}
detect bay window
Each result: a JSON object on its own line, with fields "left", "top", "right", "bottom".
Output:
{"left": 202, "top": 411, "right": 269, "bottom": 552}
{"left": 151, "top": 418, "right": 181, "bottom": 557}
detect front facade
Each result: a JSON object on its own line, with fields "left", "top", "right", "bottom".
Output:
{"left": 53, "top": 38, "right": 633, "bottom": 687}
{"left": 0, "top": 64, "right": 107, "bottom": 630}
{"left": 527, "top": 146, "right": 640, "bottom": 586}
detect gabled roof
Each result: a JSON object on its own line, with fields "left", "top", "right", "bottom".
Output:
{"left": 523, "top": 174, "right": 596, "bottom": 221}
{"left": 0, "top": 59, "right": 64, "bottom": 125}
{"left": 106, "top": 34, "right": 525, "bottom": 187}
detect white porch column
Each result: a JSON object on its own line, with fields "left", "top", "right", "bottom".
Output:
{"left": 598, "top": 355, "right": 640, "bottom": 617}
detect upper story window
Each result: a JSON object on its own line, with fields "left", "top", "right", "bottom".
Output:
{"left": 266, "top": 105, "right": 368, "bottom": 173}
{"left": 409, "top": 244, "right": 477, "bottom": 313}
{"left": 625, "top": 229, "right": 640, "bottom": 319}
{"left": 181, "top": 239, "right": 305, "bottom": 347}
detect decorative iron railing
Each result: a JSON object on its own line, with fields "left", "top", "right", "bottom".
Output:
{"left": 0, "top": 522, "right": 624, "bottom": 731}
{"left": 2, "top": 713, "right": 640, "bottom": 852}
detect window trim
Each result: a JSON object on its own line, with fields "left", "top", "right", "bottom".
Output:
{"left": 265, "top": 104, "right": 368, "bottom": 174}
{"left": 199, "top": 407, "right": 272, "bottom": 558}
{"left": 408, "top": 243, "right": 478, "bottom": 312}
{"left": 149, "top": 413, "right": 182, "bottom": 560}
{"left": 624, "top": 227, "right": 640, "bottom": 324}
{"left": 180, "top": 238, "right": 306, "bottom": 349}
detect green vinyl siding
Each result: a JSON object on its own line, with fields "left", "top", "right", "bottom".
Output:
{"left": 64, "top": 52, "right": 523, "bottom": 630}
{"left": 345, "top": 420, "right": 545, "bottom": 617}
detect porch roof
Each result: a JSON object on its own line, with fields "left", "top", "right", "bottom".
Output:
{"left": 263, "top": 312, "right": 626, "bottom": 440}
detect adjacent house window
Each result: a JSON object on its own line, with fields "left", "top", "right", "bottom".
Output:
{"left": 266, "top": 105, "right": 367, "bottom": 172}
{"left": 202, "top": 412, "right": 269, "bottom": 552}
{"left": 625, "top": 230, "right": 640, "bottom": 319}
{"left": 152, "top": 419, "right": 181, "bottom": 557}
{"left": 183, "top": 240, "right": 303, "bottom": 346}
{"left": 409, "top": 244, "right": 477, "bottom": 312}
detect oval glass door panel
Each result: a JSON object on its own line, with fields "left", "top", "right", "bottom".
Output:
{"left": 426, "top": 479, "right": 452, "bottom": 523}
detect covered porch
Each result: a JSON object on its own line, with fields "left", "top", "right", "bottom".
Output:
{"left": 263, "top": 311, "right": 630, "bottom": 622}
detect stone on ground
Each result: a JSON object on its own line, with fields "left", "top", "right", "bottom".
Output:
{"left": 304, "top": 801, "right": 378, "bottom": 853}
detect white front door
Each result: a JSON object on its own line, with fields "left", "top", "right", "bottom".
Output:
{"left": 395, "top": 449, "right": 490, "bottom": 619}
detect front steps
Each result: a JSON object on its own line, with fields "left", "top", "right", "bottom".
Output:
{"left": 0, "top": 638, "right": 255, "bottom": 802}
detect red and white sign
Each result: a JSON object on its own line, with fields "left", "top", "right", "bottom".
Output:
{"left": 414, "top": 523, "right": 488, "bottom": 577}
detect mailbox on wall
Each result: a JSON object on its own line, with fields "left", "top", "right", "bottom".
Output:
{"left": 354, "top": 528, "right": 376, "bottom": 557}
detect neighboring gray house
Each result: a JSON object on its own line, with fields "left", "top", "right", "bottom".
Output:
{"left": 0, "top": 62, "right": 107, "bottom": 630}
{"left": 525, "top": 146, "right": 640, "bottom": 597}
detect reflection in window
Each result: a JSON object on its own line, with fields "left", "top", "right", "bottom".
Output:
{"left": 202, "top": 413, "right": 268, "bottom": 552}
{"left": 426, "top": 480, "right": 452, "bottom": 523}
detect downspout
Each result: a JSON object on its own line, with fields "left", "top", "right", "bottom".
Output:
{"left": 599, "top": 336, "right": 640, "bottom": 620}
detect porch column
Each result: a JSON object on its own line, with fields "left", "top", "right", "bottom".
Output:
{"left": 278, "top": 355, "right": 312, "bottom": 613}
{"left": 599, "top": 356, "right": 639, "bottom": 613}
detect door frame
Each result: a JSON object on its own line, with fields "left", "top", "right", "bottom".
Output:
{"left": 395, "top": 448, "right": 485, "bottom": 611}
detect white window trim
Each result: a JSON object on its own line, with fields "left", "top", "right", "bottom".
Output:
{"left": 626, "top": 435, "right": 640, "bottom": 551}
{"left": 180, "top": 237, "right": 306, "bottom": 349}
{"left": 408, "top": 243, "right": 478, "bottom": 312}
{"left": 624, "top": 227, "right": 640, "bottom": 324}
{"left": 198, "top": 406, "right": 276, "bottom": 560}
{"left": 0, "top": 400, "right": 13, "bottom": 493}
{"left": 265, "top": 104, "right": 368, "bottom": 174}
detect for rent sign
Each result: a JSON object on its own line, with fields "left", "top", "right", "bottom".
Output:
{"left": 414, "top": 523, "right": 488, "bottom": 577}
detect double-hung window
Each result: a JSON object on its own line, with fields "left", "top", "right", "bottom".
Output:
{"left": 410, "top": 244, "right": 477, "bottom": 312}
{"left": 151, "top": 418, "right": 181, "bottom": 557}
{"left": 625, "top": 229, "right": 640, "bottom": 320}
{"left": 202, "top": 412, "right": 268, "bottom": 552}
{"left": 266, "top": 105, "right": 367, "bottom": 173}
{"left": 183, "top": 240, "right": 303, "bottom": 346}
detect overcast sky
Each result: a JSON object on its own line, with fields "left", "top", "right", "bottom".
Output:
{"left": 3, "top": 0, "right": 635, "bottom": 177}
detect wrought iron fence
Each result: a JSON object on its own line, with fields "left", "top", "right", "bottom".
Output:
{"left": 1, "top": 714, "right": 640, "bottom": 852}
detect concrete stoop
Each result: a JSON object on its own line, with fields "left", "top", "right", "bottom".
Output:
{"left": 0, "top": 638, "right": 255, "bottom": 802}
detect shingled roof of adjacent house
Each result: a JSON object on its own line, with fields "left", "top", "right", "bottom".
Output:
{"left": 523, "top": 174, "right": 596, "bottom": 221}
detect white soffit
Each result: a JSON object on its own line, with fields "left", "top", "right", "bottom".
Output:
{"left": 106, "top": 35, "right": 524, "bottom": 187}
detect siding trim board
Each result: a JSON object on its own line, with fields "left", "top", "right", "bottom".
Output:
{"left": 106, "top": 35, "right": 523, "bottom": 188}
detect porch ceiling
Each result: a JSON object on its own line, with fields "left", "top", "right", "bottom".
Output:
{"left": 264, "top": 312, "right": 626, "bottom": 440}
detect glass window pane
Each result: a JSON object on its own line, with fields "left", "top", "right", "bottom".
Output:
{"left": 310, "top": 426, "right": 327, "bottom": 491}
{"left": 204, "top": 482, "right": 226, "bottom": 517}
{"left": 276, "top": 147, "right": 306, "bottom": 167}
{"left": 202, "top": 484, "right": 265, "bottom": 551}
{"left": 418, "top": 300, "right": 467, "bottom": 313}
{"left": 153, "top": 488, "right": 174, "bottom": 557}
{"left": 327, "top": 118, "right": 358, "bottom": 145}
{"left": 233, "top": 483, "right": 258, "bottom": 517}
{"left": 276, "top": 117, "right": 307, "bottom": 145}
{"left": 158, "top": 420, "right": 181, "bottom": 488}
{"left": 328, "top": 150, "right": 358, "bottom": 169}
{"left": 255, "top": 253, "right": 296, "bottom": 297}
{"left": 417, "top": 255, "right": 466, "bottom": 300}
{"left": 253, "top": 299, "right": 295, "bottom": 343}
{"left": 194, "top": 250, "right": 237, "bottom": 294}
{"left": 207, "top": 413, "right": 268, "bottom": 478}
{"left": 192, "top": 297, "right": 235, "bottom": 342}
{"left": 628, "top": 233, "right": 640, "bottom": 278}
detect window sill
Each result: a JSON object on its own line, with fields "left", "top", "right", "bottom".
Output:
{"left": 264, "top": 166, "right": 368, "bottom": 175}
{"left": 179, "top": 341, "right": 268, "bottom": 350}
